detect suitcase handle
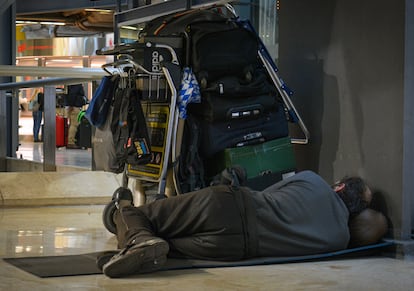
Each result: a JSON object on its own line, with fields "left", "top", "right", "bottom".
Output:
{"left": 227, "top": 104, "right": 263, "bottom": 120}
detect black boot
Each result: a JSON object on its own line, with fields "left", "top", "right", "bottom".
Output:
{"left": 102, "top": 237, "right": 169, "bottom": 278}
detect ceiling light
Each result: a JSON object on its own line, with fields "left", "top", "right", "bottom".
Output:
{"left": 48, "top": 59, "right": 73, "bottom": 63}
{"left": 39, "top": 21, "right": 66, "bottom": 26}
{"left": 122, "top": 26, "right": 138, "bottom": 30}
{"left": 16, "top": 20, "right": 66, "bottom": 26}
{"left": 85, "top": 8, "right": 113, "bottom": 13}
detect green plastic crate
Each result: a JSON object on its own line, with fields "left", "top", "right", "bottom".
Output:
{"left": 210, "top": 136, "right": 296, "bottom": 179}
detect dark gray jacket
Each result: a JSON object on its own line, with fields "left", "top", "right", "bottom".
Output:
{"left": 250, "top": 170, "right": 350, "bottom": 256}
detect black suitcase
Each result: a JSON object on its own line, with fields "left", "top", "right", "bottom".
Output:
{"left": 198, "top": 103, "right": 289, "bottom": 158}
{"left": 188, "top": 93, "right": 278, "bottom": 122}
{"left": 76, "top": 118, "right": 92, "bottom": 148}
{"left": 188, "top": 69, "right": 279, "bottom": 122}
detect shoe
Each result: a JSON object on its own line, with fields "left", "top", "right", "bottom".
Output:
{"left": 66, "top": 144, "right": 82, "bottom": 149}
{"left": 103, "top": 238, "right": 169, "bottom": 278}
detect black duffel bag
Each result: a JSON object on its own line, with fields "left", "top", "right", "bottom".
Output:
{"left": 188, "top": 70, "right": 279, "bottom": 122}
{"left": 198, "top": 103, "right": 289, "bottom": 158}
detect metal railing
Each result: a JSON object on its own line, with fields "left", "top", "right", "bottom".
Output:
{"left": 0, "top": 65, "right": 107, "bottom": 171}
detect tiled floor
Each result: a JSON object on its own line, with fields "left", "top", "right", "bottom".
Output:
{"left": 16, "top": 141, "right": 93, "bottom": 169}
{"left": 17, "top": 115, "right": 92, "bottom": 169}
{"left": 1, "top": 205, "right": 414, "bottom": 290}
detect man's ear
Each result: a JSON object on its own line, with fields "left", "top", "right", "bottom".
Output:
{"left": 334, "top": 183, "right": 345, "bottom": 193}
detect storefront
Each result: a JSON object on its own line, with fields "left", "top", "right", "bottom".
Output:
{"left": 15, "top": 30, "right": 114, "bottom": 116}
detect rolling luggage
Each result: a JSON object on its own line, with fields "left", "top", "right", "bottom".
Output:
{"left": 55, "top": 115, "right": 68, "bottom": 147}
{"left": 76, "top": 118, "right": 92, "bottom": 149}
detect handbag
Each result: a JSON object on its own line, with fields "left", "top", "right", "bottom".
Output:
{"left": 28, "top": 93, "right": 41, "bottom": 111}
{"left": 28, "top": 99, "right": 40, "bottom": 111}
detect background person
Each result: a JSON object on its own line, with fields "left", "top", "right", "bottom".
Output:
{"left": 30, "top": 88, "right": 44, "bottom": 142}
{"left": 65, "top": 84, "right": 85, "bottom": 149}
{"left": 100, "top": 170, "right": 388, "bottom": 278}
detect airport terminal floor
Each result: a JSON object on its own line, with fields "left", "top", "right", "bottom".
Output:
{"left": 1, "top": 118, "right": 414, "bottom": 290}
{"left": 1, "top": 206, "right": 414, "bottom": 290}
{"left": 16, "top": 116, "right": 92, "bottom": 170}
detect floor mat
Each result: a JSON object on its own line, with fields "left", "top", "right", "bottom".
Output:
{"left": 3, "top": 241, "right": 394, "bottom": 278}
{"left": 3, "top": 252, "right": 102, "bottom": 278}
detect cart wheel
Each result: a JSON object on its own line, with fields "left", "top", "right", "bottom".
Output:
{"left": 102, "top": 200, "right": 117, "bottom": 234}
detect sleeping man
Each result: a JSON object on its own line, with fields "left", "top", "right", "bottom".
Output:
{"left": 99, "top": 170, "right": 388, "bottom": 278}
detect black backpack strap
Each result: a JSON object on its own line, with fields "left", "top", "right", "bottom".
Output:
{"left": 183, "top": 115, "right": 205, "bottom": 192}
{"left": 126, "top": 89, "right": 152, "bottom": 165}
{"left": 117, "top": 88, "right": 131, "bottom": 163}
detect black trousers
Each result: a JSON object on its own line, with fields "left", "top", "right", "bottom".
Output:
{"left": 114, "top": 185, "right": 258, "bottom": 261}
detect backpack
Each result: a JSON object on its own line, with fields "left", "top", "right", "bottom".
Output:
{"left": 140, "top": 8, "right": 260, "bottom": 85}
{"left": 65, "top": 84, "right": 87, "bottom": 107}
{"left": 73, "top": 94, "right": 88, "bottom": 107}
{"left": 141, "top": 9, "right": 226, "bottom": 37}
{"left": 176, "top": 114, "right": 205, "bottom": 193}
{"left": 110, "top": 88, "right": 152, "bottom": 173}
{"left": 85, "top": 75, "right": 120, "bottom": 128}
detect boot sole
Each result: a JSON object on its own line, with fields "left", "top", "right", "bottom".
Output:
{"left": 103, "top": 240, "right": 169, "bottom": 278}
{"left": 96, "top": 250, "right": 119, "bottom": 271}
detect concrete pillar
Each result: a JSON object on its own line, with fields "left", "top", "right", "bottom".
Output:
{"left": 278, "top": 0, "right": 412, "bottom": 247}
{"left": 403, "top": 0, "right": 414, "bottom": 238}
{"left": 0, "top": 1, "right": 17, "bottom": 165}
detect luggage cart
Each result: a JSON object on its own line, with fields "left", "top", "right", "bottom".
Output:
{"left": 99, "top": 3, "right": 310, "bottom": 234}
{"left": 97, "top": 42, "right": 183, "bottom": 233}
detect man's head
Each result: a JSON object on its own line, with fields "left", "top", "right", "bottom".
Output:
{"left": 333, "top": 176, "right": 372, "bottom": 217}
{"left": 348, "top": 208, "right": 388, "bottom": 247}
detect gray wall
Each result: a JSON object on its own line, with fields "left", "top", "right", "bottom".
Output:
{"left": 278, "top": 0, "right": 411, "bottom": 239}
